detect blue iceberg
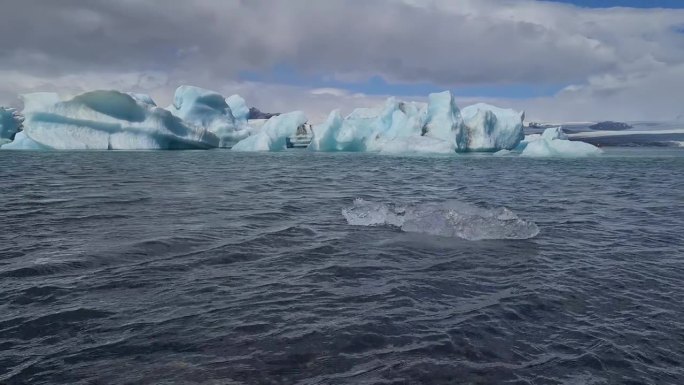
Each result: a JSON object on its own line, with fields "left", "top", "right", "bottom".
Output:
{"left": 2, "top": 90, "right": 218, "bottom": 150}
{"left": 308, "top": 91, "right": 525, "bottom": 154}
{"left": 0, "top": 107, "right": 23, "bottom": 145}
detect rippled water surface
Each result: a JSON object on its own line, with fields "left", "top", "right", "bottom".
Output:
{"left": 1, "top": 149, "right": 683, "bottom": 384}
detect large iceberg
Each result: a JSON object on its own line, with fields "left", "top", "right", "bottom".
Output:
{"left": 517, "top": 127, "right": 603, "bottom": 157}
{"left": 308, "top": 91, "right": 525, "bottom": 154}
{"left": 342, "top": 198, "right": 539, "bottom": 241}
{"left": 0, "top": 107, "right": 23, "bottom": 145}
{"left": 232, "top": 111, "right": 308, "bottom": 151}
{"left": 166, "top": 86, "right": 251, "bottom": 148}
{"left": 2, "top": 90, "right": 218, "bottom": 150}
{"left": 0, "top": 86, "right": 535, "bottom": 154}
{"left": 310, "top": 97, "right": 440, "bottom": 154}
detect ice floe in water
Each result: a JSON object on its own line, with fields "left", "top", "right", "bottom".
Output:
{"left": 342, "top": 198, "right": 539, "bottom": 241}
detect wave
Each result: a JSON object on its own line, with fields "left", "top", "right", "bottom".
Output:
{"left": 342, "top": 198, "right": 539, "bottom": 241}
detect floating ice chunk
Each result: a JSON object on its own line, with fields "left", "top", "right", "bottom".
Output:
{"left": 0, "top": 107, "right": 23, "bottom": 144}
{"left": 460, "top": 103, "right": 525, "bottom": 151}
{"left": 232, "top": 111, "right": 308, "bottom": 151}
{"left": 226, "top": 94, "right": 250, "bottom": 123}
{"left": 520, "top": 127, "right": 602, "bottom": 157}
{"left": 342, "top": 198, "right": 539, "bottom": 241}
{"left": 166, "top": 85, "right": 242, "bottom": 148}
{"left": 522, "top": 137, "right": 603, "bottom": 157}
{"left": 8, "top": 90, "right": 219, "bottom": 150}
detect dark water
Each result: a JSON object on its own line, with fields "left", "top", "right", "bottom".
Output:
{"left": 1, "top": 149, "right": 683, "bottom": 384}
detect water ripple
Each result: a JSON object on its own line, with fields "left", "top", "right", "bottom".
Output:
{"left": 0, "top": 149, "right": 683, "bottom": 384}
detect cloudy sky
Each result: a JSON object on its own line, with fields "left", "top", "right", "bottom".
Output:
{"left": 0, "top": 0, "right": 683, "bottom": 122}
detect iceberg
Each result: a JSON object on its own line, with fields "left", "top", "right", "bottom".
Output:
{"left": 460, "top": 103, "right": 525, "bottom": 151}
{"left": 309, "top": 91, "right": 524, "bottom": 154}
{"left": 422, "top": 91, "right": 462, "bottom": 144}
{"left": 0, "top": 107, "right": 23, "bottom": 145}
{"left": 0, "top": 86, "right": 534, "bottom": 154}
{"left": 342, "top": 198, "right": 539, "bottom": 241}
{"left": 309, "top": 97, "right": 454, "bottom": 154}
{"left": 3, "top": 90, "right": 219, "bottom": 150}
{"left": 519, "top": 127, "right": 602, "bottom": 157}
{"left": 226, "top": 94, "right": 250, "bottom": 124}
{"left": 166, "top": 86, "right": 249, "bottom": 148}
{"left": 232, "top": 111, "right": 308, "bottom": 151}
{"left": 309, "top": 109, "right": 375, "bottom": 152}
{"left": 1, "top": 131, "right": 48, "bottom": 150}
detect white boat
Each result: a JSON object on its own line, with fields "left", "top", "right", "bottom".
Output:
{"left": 286, "top": 123, "right": 313, "bottom": 148}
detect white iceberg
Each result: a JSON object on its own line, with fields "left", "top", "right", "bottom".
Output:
{"left": 232, "top": 111, "right": 308, "bottom": 151}
{"left": 342, "top": 198, "right": 539, "bottom": 241}
{"left": 519, "top": 127, "right": 602, "bottom": 157}
{"left": 0, "top": 107, "right": 23, "bottom": 145}
{"left": 2, "top": 90, "right": 219, "bottom": 150}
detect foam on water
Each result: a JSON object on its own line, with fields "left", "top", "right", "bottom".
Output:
{"left": 342, "top": 198, "right": 539, "bottom": 240}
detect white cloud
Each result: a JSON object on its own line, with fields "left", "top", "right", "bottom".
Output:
{"left": 0, "top": 0, "right": 682, "bottom": 121}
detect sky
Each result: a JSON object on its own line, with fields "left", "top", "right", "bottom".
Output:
{"left": 0, "top": 0, "right": 683, "bottom": 122}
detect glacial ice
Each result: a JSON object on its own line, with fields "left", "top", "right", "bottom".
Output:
{"left": 1, "top": 131, "right": 48, "bottom": 150}
{"left": 226, "top": 94, "right": 250, "bottom": 124}
{"left": 460, "top": 103, "right": 525, "bottom": 151}
{"left": 0, "top": 86, "right": 598, "bottom": 157}
{"left": 342, "top": 198, "right": 539, "bottom": 241}
{"left": 0, "top": 107, "right": 23, "bottom": 145}
{"left": 6, "top": 90, "right": 219, "bottom": 150}
{"left": 518, "top": 127, "right": 602, "bottom": 157}
{"left": 232, "top": 111, "right": 308, "bottom": 151}
{"left": 126, "top": 93, "right": 157, "bottom": 106}
{"left": 166, "top": 86, "right": 247, "bottom": 148}
{"left": 422, "top": 91, "right": 462, "bottom": 144}
{"left": 308, "top": 91, "right": 525, "bottom": 154}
